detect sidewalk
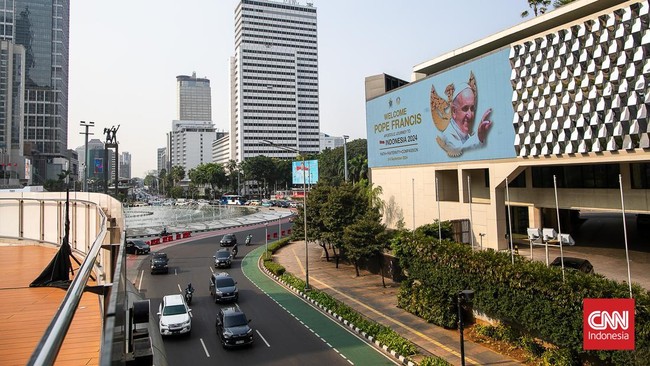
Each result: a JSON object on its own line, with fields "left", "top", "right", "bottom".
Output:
{"left": 274, "top": 240, "right": 522, "bottom": 366}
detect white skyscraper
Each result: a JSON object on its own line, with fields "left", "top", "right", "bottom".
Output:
{"left": 231, "top": 0, "right": 319, "bottom": 162}
{"left": 171, "top": 72, "right": 215, "bottom": 173}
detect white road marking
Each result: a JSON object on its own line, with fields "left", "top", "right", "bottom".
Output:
{"left": 199, "top": 338, "right": 210, "bottom": 357}
{"left": 137, "top": 270, "right": 144, "bottom": 291}
{"left": 256, "top": 330, "right": 270, "bottom": 347}
{"left": 177, "top": 283, "right": 182, "bottom": 293}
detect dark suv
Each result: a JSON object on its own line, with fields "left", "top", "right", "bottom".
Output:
{"left": 214, "top": 249, "right": 232, "bottom": 268}
{"left": 209, "top": 272, "right": 238, "bottom": 303}
{"left": 126, "top": 239, "right": 150, "bottom": 255}
{"left": 220, "top": 233, "right": 237, "bottom": 247}
{"left": 550, "top": 256, "right": 594, "bottom": 274}
{"left": 150, "top": 252, "right": 169, "bottom": 274}
{"left": 215, "top": 307, "right": 253, "bottom": 348}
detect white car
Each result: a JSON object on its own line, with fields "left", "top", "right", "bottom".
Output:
{"left": 158, "top": 294, "right": 192, "bottom": 336}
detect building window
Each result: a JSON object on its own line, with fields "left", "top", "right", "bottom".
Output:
{"left": 631, "top": 163, "right": 650, "bottom": 189}
{"left": 531, "top": 164, "right": 619, "bottom": 189}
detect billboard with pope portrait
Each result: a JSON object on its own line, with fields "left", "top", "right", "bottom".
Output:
{"left": 366, "top": 48, "right": 516, "bottom": 168}
{"left": 292, "top": 160, "right": 318, "bottom": 185}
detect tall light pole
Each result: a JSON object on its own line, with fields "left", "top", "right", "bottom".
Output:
{"left": 342, "top": 135, "right": 349, "bottom": 182}
{"left": 262, "top": 139, "right": 310, "bottom": 290}
{"left": 79, "top": 121, "right": 94, "bottom": 192}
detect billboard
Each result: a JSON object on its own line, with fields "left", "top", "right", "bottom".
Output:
{"left": 292, "top": 160, "right": 318, "bottom": 185}
{"left": 94, "top": 158, "right": 103, "bottom": 173}
{"left": 366, "top": 48, "right": 516, "bottom": 168}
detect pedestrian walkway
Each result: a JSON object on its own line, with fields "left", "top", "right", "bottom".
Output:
{"left": 274, "top": 241, "right": 522, "bottom": 366}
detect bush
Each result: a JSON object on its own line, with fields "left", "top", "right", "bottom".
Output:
{"left": 263, "top": 260, "right": 285, "bottom": 276}
{"left": 391, "top": 230, "right": 650, "bottom": 365}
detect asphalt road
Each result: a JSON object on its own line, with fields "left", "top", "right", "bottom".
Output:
{"left": 130, "top": 224, "right": 396, "bottom": 366}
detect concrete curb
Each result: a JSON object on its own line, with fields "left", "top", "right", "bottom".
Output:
{"left": 260, "top": 263, "right": 416, "bottom": 366}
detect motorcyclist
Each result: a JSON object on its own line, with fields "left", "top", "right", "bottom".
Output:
{"left": 245, "top": 234, "right": 253, "bottom": 246}
{"left": 185, "top": 283, "right": 194, "bottom": 304}
{"left": 161, "top": 227, "right": 168, "bottom": 236}
{"left": 231, "top": 243, "right": 239, "bottom": 258}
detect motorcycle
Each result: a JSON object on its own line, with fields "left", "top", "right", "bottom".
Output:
{"left": 184, "top": 284, "right": 194, "bottom": 305}
{"left": 245, "top": 234, "right": 252, "bottom": 246}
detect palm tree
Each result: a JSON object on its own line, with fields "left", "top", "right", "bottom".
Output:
{"left": 521, "top": 0, "right": 551, "bottom": 17}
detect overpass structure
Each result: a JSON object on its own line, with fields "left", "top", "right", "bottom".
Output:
{"left": 0, "top": 192, "right": 295, "bottom": 365}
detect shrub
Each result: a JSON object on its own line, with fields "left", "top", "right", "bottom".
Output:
{"left": 419, "top": 356, "right": 452, "bottom": 366}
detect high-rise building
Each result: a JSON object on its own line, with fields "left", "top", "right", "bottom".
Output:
{"left": 170, "top": 72, "right": 215, "bottom": 173}
{"left": 177, "top": 72, "right": 211, "bottom": 121}
{"left": 119, "top": 151, "right": 131, "bottom": 179}
{"left": 157, "top": 147, "right": 167, "bottom": 173}
{"left": 171, "top": 120, "right": 216, "bottom": 173}
{"left": 0, "top": 40, "right": 26, "bottom": 187}
{"left": 230, "top": 0, "right": 319, "bottom": 162}
{"left": 14, "top": 0, "right": 70, "bottom": 183}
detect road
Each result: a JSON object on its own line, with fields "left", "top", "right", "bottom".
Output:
{"left": 129, "top": 225, "right": 396, "bottom": 366}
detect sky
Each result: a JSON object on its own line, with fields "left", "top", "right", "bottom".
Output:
{"left": 68, "top": 0, "right": 530, "bottom": 178}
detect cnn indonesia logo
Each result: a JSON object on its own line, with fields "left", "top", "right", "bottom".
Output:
{"left": 583, "top": 298, "right": 635, "bottom": 350}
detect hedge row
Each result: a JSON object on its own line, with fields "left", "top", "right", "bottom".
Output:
{"left": 393, "top": 235, "right": 650, "bottom": 365}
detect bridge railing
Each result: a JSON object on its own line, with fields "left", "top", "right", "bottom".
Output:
{"left": 0, "top": 192, "right": 126, "bottom": 365}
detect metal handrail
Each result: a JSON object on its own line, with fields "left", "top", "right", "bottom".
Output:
{"left": 26, "top": 199, "right": 108, "bottom": 365}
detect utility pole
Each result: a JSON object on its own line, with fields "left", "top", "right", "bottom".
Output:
{"left": 79, "top": 121, "right": 94, "bottom": 192}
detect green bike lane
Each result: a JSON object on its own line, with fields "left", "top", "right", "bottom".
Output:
{"left": 241, "top": 246, "right": 398, "bottom": 366}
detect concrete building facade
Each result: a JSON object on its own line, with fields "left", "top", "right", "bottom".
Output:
{"left": 365, "top": 0, "right": 650, "bottom": 251}
{"left": 177, "top": 72, "right": 211, "bottom": 121}
{"left": 230, "top": 0, "right": 319, "bottom": 162}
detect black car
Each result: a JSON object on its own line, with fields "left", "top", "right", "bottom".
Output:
{"left": 209, "top": 272, "right": 239, "bottom": 303}
{"left": 215, "top": 307, "right": 253, "bottom": 348}
{"left": 150, "top": 252, "right": 169, "bottom": 274}
{"left": 550, "top": 256, "right": 594, "bottom": 274}
{"left": 214, "top": 249, "right": 232, "bottom": 268}
{"left": 220, "top": 233, "right": 237, "bottom": 247}
{"left": 126, "top": 239, "right": 151, "bottom": 255}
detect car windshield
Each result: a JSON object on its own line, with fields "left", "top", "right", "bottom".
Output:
{"left": 216, "top": 278, "right": 235, "bottom": 287}
{"left": 162, "top": 304, "right": 186, "bottom": 316}
{"left": 132, "top": 240, "right": 147, "bottom": 247}
{"left": 216, "top": 251, "right": 230, "bottom": 259}
{"left": 223, "top": 235, "right": 234, "bottom": 240}
{"left": 223, "top": 313, "right": 248, "bottom": 327}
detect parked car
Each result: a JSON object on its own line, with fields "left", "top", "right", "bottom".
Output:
{"left": 220, "top": 233, "right": 237, "bottom": 247}
{"left": 158, "top": 294, "right": 192, "bottom": 336}
{"left": 150, "top": 252, "right": 169, "bottom": 274}
{"left": 214, "top": 249, "right": 233, "bottom": 268}
{"left": 209, "top": 272, "right": 239, "bottom": 303}
{"left": 550, "top": 256, "right": 594, "bottom": 274}
{"left": 215, "top": 306, "right": 253, "bottom": 348}
{"left": 126, "top": 239, "right": 150, "bottom": 255}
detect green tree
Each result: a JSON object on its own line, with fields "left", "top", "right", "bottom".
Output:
{"left": 168, "top": 185, "right": 184, "bottom": 199}
{"left": 189, "top": 163, "right": 227, "bottom": 199}
{"left": 241, "top": 155, "right": 276, "bottom": 197}
{"left": 170, "top": 165, "right": 185, "bottom": 186}
{"left": 521, "top": 0, "right": 550, "bottom": 17}
{"left": 225, "top": 159, "right": 240, "bottom": 194}
{"left": 292, "top": 184, "right": 335, "bottom": 260}
{"left": 143, "top": 174, "right": 156, "bottom": 189}
{"left": 342, "top": 210, "right": 387, "bottom": 278}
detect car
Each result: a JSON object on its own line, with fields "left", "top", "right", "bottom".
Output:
{"left": 215, "top": 307, "right": 253, "bottom": 348}
{"left": 220, "top": 233, "right": 237, "bottom": 247}
{"left": 150, "top": 252, "right": 169, "bottom": 274}
{"left": 214, "top": 248, "right": 233, "bottom": 268}
{"left": 550, "top": 256, "right": 594, "bottom": 274}
{"left": 209, "top": 272, "right": 239, "bottom": 303}
{"left": 125, "top": 239, "right": 150, "bottom": 255}
{"left": 158, "top": 294, "right": 192, "bottom": 336}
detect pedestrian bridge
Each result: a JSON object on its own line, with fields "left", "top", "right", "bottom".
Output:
{"left": 0, "top": 192, "right": 293, "bottom": 365}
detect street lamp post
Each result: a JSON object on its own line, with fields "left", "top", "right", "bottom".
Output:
{"left": 342, "top": 135, "right": 349, "bottom": 182}
{"left": 79, "top": 121, "right": 94, "bottom": 192}
{"left": 265, "top": 222, "right": 269, "bottom": 260}
{"left": 458, "top": 289, "right": 475, "bottom": 366}
{"left": 262, "top": 139, "right": 310, "bottom": 290}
